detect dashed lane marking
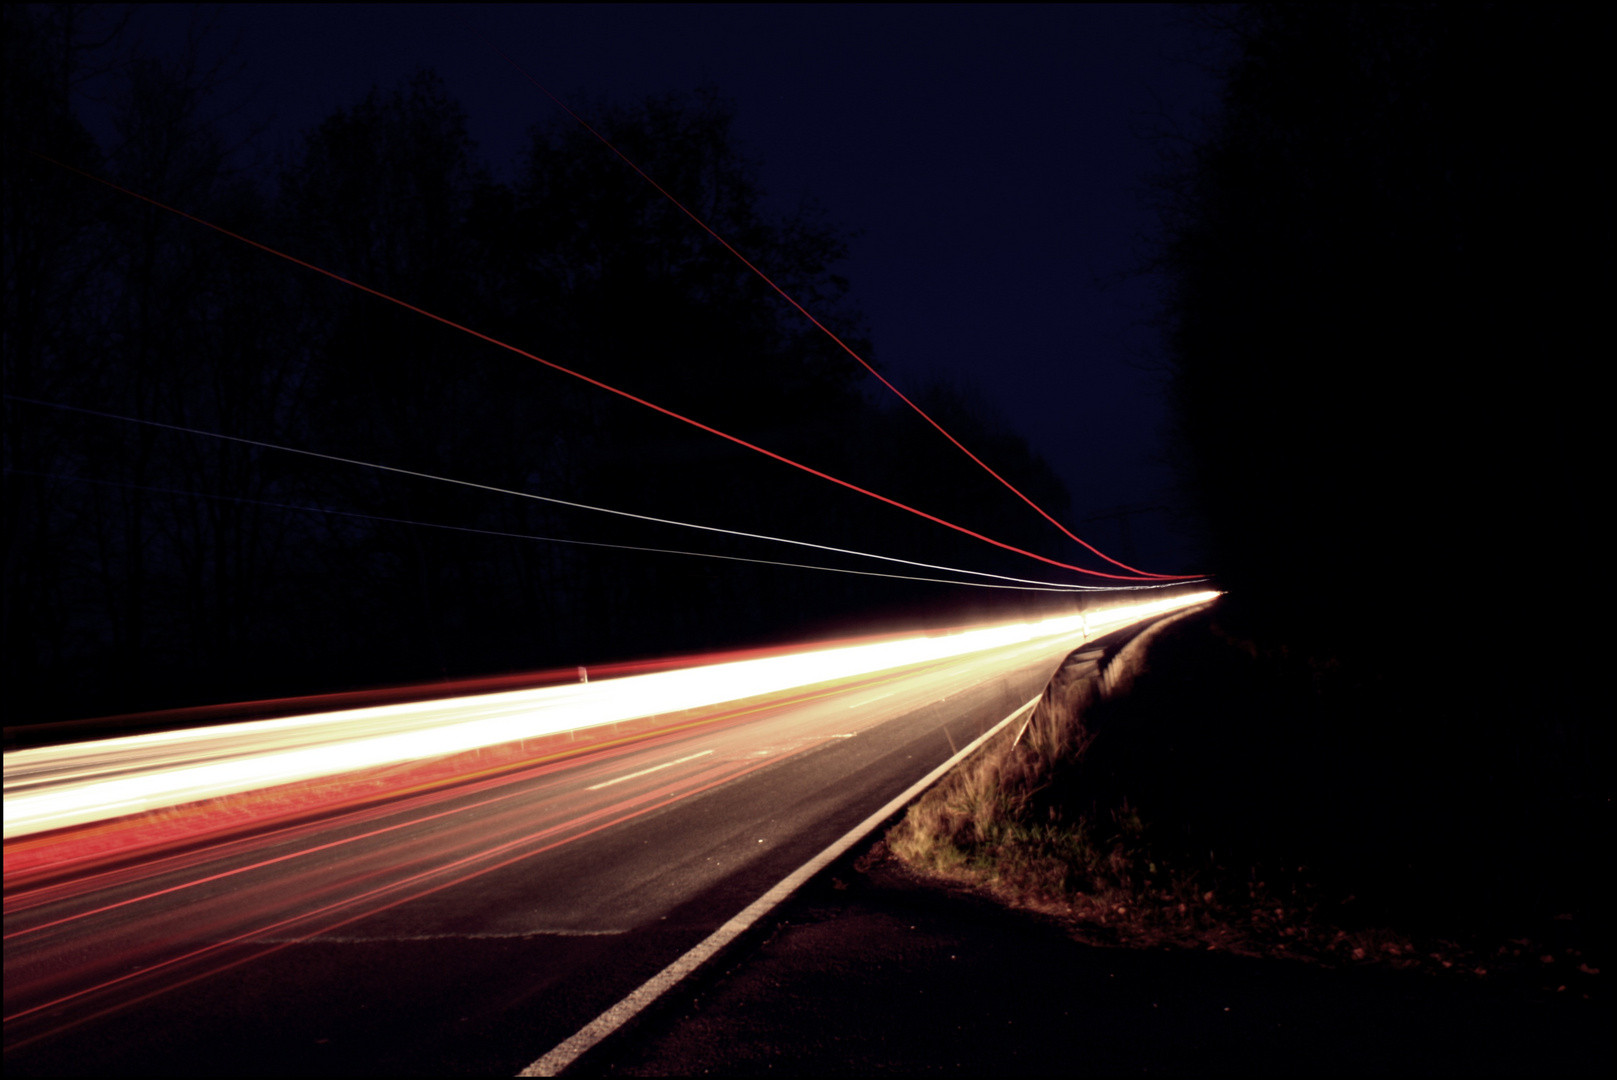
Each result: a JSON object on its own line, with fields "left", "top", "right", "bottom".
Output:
{"left": 585, "top": 751, "right": 714, "bottom": 791}
{"left": 519, "top": 692, "right": 1042, "bottom": 1077}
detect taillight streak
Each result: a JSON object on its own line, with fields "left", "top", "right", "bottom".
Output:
{"left": 3, "top": 742, "right": 815, "bottom": 1044}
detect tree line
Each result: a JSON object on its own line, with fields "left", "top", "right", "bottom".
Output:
{"left": 1158, "top": 4, "right": 1603, "bottom": 922}
{"left": 3, "top": 6, "right": 1080, "bottom": 724}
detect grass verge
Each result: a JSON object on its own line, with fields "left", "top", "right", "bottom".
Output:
{"left": 883, "top": 608, "right": 1602, "bottom": 998}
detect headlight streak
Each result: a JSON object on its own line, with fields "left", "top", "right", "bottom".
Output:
{"left": 4, "top": 657, "right": 952, "bottom": 899}
{"left": 24, "top": 153, "right": 1194, "bottom": 582}
{"left": 485, "top": 43, "right": 1175, "bottom": 580}
{"left": 4, "top": 462, "right": 1186, "bottom": 596}
{"left": 4, "top": 707, "right": 794, "bottom": 934}
{"left": 3, "top": 592, "right": 1215, "bottom": 842}
{"left": 3, "top": 598, "right": 1217, "bottom": 1054}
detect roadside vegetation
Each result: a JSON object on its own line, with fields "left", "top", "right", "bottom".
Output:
{"left": 1111, "top": 3, "right": 1606, "bottom": 997}
{"left": 884, "top": 609, "right": 1602, "bottom": 999}
{"left": 885, "top": 3, "right": 1606, "bottom": 1006}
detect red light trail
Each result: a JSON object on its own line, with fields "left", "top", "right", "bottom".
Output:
{"left": 483, "top": 41, "right": 1175, "bottom": 579}
{"left": 4, "top": 745, "right": 817, "bottom": 1045}
{"left": 30, "top": 152, "right": 1194, "bottom": 582}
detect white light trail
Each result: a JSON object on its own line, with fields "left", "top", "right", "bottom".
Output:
{"left": 3, "top": 591, "right": 1217, "bottom": 840}
{"left": 7, "top": 396, "right": 1189, "bottom": 592}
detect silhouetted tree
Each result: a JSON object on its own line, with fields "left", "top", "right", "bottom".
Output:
{"left": 3, "top": 5, "right": 108, "bottom": 718}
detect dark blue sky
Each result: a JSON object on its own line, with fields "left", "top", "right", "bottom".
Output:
{"left": 98, "top": 3, "right": 1220, "bottom": 573}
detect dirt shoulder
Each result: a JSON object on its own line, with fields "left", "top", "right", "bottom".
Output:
{"left": 583, "top": 846, "right": 1607, "bottom": 1076}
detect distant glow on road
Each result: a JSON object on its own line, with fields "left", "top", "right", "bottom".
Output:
{"left": 3, "top": 592, "right": 1216, "bottom": 840}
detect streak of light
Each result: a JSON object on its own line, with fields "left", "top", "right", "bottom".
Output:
{"left": 5, "top": 758, "right": 578, "bottom": 939}
{"left": 586, "top": 750, "right": 715, "bottom": 790}
{"left": 3, "top": 591, "right": 1217, "bottom": 841}
{"left": 5, "top": 455, "right": 1184, "bottom": 594}
{"left": 485, "top": 43, "right": 1174, "bottom": 579}
{"left": 3, "top": 745, "right": 815, "bottom": 1039}
{"left": 5, "top": 704, "right": 802, "bottom": 931}
{"left": 3, "top": 657, "right": 952, "bottom": 887}
{"left": 26, "top": 153, "right": 1190, "bottom": 582}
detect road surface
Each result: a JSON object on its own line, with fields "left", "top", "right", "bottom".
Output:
{"left": 4, "top": 596, "right": 1210, "bottom": 1075}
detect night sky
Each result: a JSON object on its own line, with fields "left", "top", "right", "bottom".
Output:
{"left": 92, "top": 3, "right": 1219, "bottom": 572}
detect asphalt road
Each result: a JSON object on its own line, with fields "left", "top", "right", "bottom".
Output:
{"left": 5, "top": 624, "right": 1105, "bottom": 1075}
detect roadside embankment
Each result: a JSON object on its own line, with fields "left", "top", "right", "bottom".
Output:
{"left": 591, "top": 846, "right": 1608, "bottom": 1076}
{"left": 584, "top": 606, "right": 1608, "bottom": 1076}
{"left": 884, "top": 603, "right": 1604, "bottom": 997}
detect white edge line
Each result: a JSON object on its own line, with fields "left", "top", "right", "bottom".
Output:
{"left": 585, "top": 750, "right": 715, "bottom": 791}
{"left": 518, "top": 691, "right": 1044, "bottom": 1077}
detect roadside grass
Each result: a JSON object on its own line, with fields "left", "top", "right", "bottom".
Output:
{"left": 883, "top": 610, "right": 1602, "bottom": 996}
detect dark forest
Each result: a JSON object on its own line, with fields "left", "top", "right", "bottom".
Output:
{"left": 4, "top": 7, "right": 1085, "bottom": 725}
{"left": 1151, "top": 5, "right": 1604, "bottom": 927}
